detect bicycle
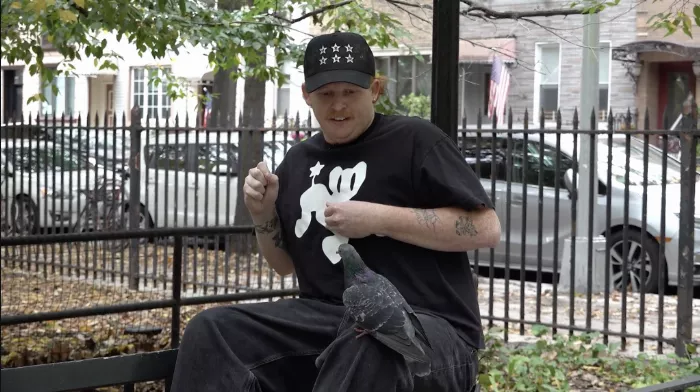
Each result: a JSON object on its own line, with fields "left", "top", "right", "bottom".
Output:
{"left": 73, "top": 175, "right": 131, "bottom": 251}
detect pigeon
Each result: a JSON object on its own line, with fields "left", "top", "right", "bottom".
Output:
{"left": 337, "top": 243, "right": 433, "bottom": 377}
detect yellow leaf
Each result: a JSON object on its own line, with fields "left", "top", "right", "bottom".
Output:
{"left": 10, "top": 1, "right": 21, "bottom": 9}
{"left": 58, "top": 9, "right": 77, "bottom": 22}
{"left": 74, "top": 0, "right": 85, "bottom": 8}
{"left": 29, "top": 0, "right": 46, "bottom": 12}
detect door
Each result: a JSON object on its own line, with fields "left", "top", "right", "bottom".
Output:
{"left": 144, "top": 143, "right": 189, "bottom": 227}
{"left": 508, "top": 138, "right": 575, "bottom": 272}
{"left": 462, "top": 136, "right": 510, "bottom": 268}
{"left": 191, "top": 142, "right": 238, "bottom": 227}
{"left": 657, "top": 62, "right": 697, "bottom": 129}
{"left": 105, "top": 84, "right": 114, "bottom": 127}
{"left": 2, "top": 69, "right": 23, "bottom": 123}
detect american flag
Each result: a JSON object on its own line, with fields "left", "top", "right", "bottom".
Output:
{"left": 487, "top": 56, "right": 511, "bottom": 125}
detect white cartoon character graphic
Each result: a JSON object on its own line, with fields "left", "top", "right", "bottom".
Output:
{"left": 295, "top": 161, "right": 367, "bottom": 264}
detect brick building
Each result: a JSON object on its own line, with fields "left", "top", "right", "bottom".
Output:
{"left": 328, "top": 0, "right": 639, "bottom": 128}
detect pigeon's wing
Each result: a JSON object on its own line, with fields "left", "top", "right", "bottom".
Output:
{"left": 403, "top": 305, "right": 432, "bottom": 350}
{"left": 343, "top": 282, "right": 396, "bottom": 329}
{"left": 377, "top": 275, "right": 432, "bottom": 350}
{"left": 372, "top": 306, "right": 431, "bottom": 364}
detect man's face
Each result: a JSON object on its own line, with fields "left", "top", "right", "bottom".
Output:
{"left": 302, "top": 80, "right": 381, "bottom": 145}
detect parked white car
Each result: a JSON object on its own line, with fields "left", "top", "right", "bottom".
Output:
{"left": 461, "top": 132, "right": 700, "bottom": 292}
{"left": 0, "top": 138, "right": 123, "bottom": 234}
{"left": 129, "top": 130, "right": 296, "bottom": 230}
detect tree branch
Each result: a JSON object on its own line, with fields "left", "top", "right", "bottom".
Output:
{"left": 273, "top": 0, "right": 356, "bottom": 24}
{"left": 460, "top": 0, "right": 588, "bottom": 19}
{"left": 384, "top": 0, "right": 590, "bottom": 19}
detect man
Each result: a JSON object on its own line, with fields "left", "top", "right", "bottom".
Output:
{"left": 170, "top": 31, "right": 500, "bottom": 392}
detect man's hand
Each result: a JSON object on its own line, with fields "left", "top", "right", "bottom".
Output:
{"left": 243, "top": 161, "right": 279, "bottom": 222}
{"left": 324, "top": 201, "right": 381, "bottom": 239}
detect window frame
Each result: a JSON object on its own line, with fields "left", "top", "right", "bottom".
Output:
{"left": 533, "top": 43, "right": 562, "bottom": 120}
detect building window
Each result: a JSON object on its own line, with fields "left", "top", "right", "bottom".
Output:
{"left": 534, "top": 44, "right": 560, "bottom": 120}
{"left": 132, "top": 67, "right": 171, "bottom": 119}
{"left": 41, "top": 68, "right": 75, "bottom": 117}
{"left": 598, "top": 42, "right": 611, "bottom": 120}
{"left": 375, "top": 55, "right": 432, "bottom": 109}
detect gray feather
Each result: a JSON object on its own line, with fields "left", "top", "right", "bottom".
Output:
{"left": 338, "top": 243, "right": 432, "bottom": 377}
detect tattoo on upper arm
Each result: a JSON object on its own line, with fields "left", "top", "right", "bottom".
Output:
{"left": 455, "top": 216, "right": 478, "bottom": 237}
{"left": 254, "top": 215, "right": 279, "bottom": 234}
{"left": 412, "top": 208, "right": 440, "bottom": 231}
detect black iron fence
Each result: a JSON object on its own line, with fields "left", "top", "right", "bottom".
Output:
{"left": 0, "top": 105, "right": 698, "bottom": 373}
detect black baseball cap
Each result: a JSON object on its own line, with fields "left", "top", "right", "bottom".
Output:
{"left": 303, "top": 32, "right": 376, "bottom": 93}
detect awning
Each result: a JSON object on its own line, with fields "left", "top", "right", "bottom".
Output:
{"left": 458, "top": 38, "right": 516, "bottom": 64}
{"left": 612, "top": 40, "right": 700, "bottom": 62}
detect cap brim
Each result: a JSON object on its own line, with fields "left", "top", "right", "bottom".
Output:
{"left": 305, "top": 70, "right": 372, "bottom": 93}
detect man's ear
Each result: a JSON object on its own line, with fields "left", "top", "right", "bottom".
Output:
{"left": 370, "top": 79, "right": 381, "bottom": 103}
{"left": 302, "top": 83, "right": 311, "bottom": 106}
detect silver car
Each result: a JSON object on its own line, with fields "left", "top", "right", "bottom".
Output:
{"left": 461, "top": 132, "right": 700, "bottom": 293}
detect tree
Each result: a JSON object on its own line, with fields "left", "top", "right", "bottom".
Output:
{"left": 0, "top": 0, "right": 411, "bottom": 104}
{"left": 2, "top": 0, "right": 696, "bottom": 103}
{"left": 2, "top": 0, "right": 694, "bottom": 229}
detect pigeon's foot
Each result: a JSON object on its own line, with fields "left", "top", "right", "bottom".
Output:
{"left": 354, "top": 327, "right": 371, "bottom": 339}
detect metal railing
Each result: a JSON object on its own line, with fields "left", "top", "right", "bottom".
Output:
{"left": 1, "top": 104, "right": 698, "bottom": 382}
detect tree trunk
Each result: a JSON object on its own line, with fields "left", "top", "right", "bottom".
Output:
{"left": 230, "top": 0, "right": 267, "bottom": 227}
{"left": 207, "top": 0, "right": 244, "bottom": 129}
{"left": 233, "top": 73, "right": 266, "bottom": 226}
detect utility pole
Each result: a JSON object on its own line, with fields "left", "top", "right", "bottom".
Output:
{"left": 577, "top": 11, "right": 600, "bottom": 239}
{"left": 559, "top": 11, "right": 606, "bottom": 294}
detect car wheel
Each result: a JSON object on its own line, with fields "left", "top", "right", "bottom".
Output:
{"left": 11, "top": 195, "right": 39, "bottom": 235}
{"left": 606, "top": 228, "right": 663, "bottom": 294}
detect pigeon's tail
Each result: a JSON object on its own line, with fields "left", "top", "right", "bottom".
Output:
{"left": 372, "top": 330, "right": 431, "bottom": 373}
{"left": 407, "top": 356, "right": 432, "bottom": 377}
{"left": 407, "top": 312, "right": 432, "bottom": 350}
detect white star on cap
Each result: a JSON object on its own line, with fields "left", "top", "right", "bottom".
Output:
{"left": 345, "top": 44, "right": 353, "bottom": 52}
{"left": 319, "top": 46, "right": 327, "bottom": 54}
{"left": 319, "top": 57, "right": 327, "bottom": 65}
{"left": 332, "top": 43, "right": 340, "bottom": 52}
{"left": 345, "top": 55, "right": 354, "bottom": 63}
{"left": 332, "top": 54, "right": 341, "bottom": 63}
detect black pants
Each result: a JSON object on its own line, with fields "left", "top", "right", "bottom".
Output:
{"left": 169, "top": 298, "right": 479, "bottom": 392}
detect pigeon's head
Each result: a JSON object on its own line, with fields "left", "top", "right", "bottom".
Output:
{"left": 337, "top": 243, "right": 367, "bottom": 277}
{"left": 337, "top": 243, "right": 360, "bottom": 260}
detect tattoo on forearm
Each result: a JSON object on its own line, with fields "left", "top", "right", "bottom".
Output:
{"left": 254, "top": 215, "right": 279, "bottom": 234}
{"left": 412, "top": 208, "right": 440, "bottom": 231}
{"left": 455, "top": 216, "right": 478, "bottom": 237}
{"left": 272, "top": 231, "right": 286, "bottom": 249}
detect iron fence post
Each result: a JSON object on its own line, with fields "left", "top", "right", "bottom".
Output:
{"left": 430, "top": 0, "right": 459, "bottom": 143}
{"left": 675, "top": 103, "right": 697, "bottom": 357}
{"left": 128, "top": 106, "right": 142, "bottom": 290}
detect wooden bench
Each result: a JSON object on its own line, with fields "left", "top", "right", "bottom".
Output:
{"left": 1, "top": 349, "right": 179, "bottom": 392}
{"left": 4, "top": 351, "right": 699, "bottom": 392}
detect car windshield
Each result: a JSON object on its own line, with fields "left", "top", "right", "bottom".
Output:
{"left": 2, "top": 146, "right": 93, "bottom": 172}
{"left": 599, "top": 137, "right": 684, "bottom": 185}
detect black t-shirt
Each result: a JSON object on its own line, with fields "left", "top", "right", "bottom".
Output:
{"left": 273, "top": 112, "right": 495, "bottom": 349}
